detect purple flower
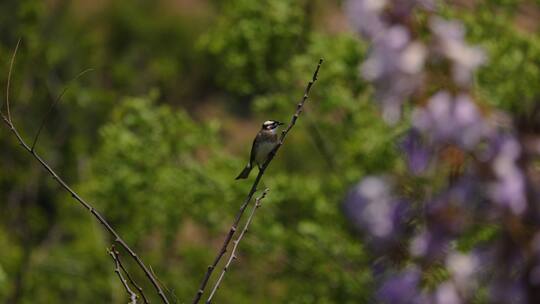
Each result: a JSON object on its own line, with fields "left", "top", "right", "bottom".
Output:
{"left": 361, "top": 25, "right": 427, "bottom": 124}
{"left": 412, "top": 91, "right": 488, "bottom": 149}
{"left": 345, "top": 0, "right": 388, "bottom": 39}
{"left": 488, "top": 135, "right": 527, "bottom": 214}
{"left": 434, "top": 282, "right": 461, "bottom": 304}
{"left": 446, "top": 252, "right": 480, "bottom": 295}
{"left": 430, "top": 17, "right": 486, "bottom": 86}
{"left": 377, "top": 269, "right": 422, "bottom": 304}
{"left": 347, "top": 0, "right": 429, "bottom": 124}
{"left": 409, "top": 229, "right": 450, "bottom": 261}
{"left": 401, "top": 129, "right": 431, "bottom": 174}
{"left": 343, "top": 176, "right": 410, "bottom": 247}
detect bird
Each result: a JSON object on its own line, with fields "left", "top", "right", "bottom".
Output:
{"left": 236, "top": 120, "right": 284, "bottom": 179}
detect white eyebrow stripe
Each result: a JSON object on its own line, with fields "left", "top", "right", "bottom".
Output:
{"left": 263, "top": 120, "right": 274, "bottom": 126}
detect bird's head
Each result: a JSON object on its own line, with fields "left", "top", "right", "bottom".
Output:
{"left": 262, "top": 120, "right": 284, "bottom": 131}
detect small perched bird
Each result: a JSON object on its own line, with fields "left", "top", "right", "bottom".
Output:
{"left": 236, "top": 120, "right": 284, "bottom": 179}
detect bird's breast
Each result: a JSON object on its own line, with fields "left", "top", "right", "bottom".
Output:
{"left": 255, "top": 140, "right": 278, "bottom": 165}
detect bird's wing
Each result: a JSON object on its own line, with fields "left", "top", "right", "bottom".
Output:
{"left": 249, "top": 131, "right": 262, "bottom": 165}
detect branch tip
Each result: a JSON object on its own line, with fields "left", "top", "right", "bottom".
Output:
{"left": 4, "top": 38, "right": 21, "bottom": 123}
{"left": 109, "top": 247, "right": 139, "bottom": 304}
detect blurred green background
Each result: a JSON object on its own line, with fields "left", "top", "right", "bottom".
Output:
{"left": 0, "top": 0, "right": 539, "bottom": 303}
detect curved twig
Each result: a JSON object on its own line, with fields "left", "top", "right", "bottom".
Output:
{"left": 3, "top": 38, "right": 20, "bottom": 123}
{"left": 206, "top": 189, "right": 269, "bottom": 303}
{"left": 1, "top": 41, "right": 170, "bottom": 304}
{"left": 191, "top": 58, "right": 323, "bottom": 304}
{"left": 31, "top": 68, "right": 94, "bottom": 151}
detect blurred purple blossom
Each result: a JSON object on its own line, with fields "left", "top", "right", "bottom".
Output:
{"left": 409, "top": 229, "right": 450, "bottom": 260}
{"left": 446, "top": 251, "right": 480, "bottom": 295}
{"left": 434, "top": 282, "right": 461, "bottom": 304}
{"left": 363, "top": 26, "right": 426, "bottom": 124}
{"left": 345, "top": 0, "right": 537, "bottom": 302}
{"left": 430, "top": 17, "right": 486, "bottom": 86}
{"left": 401, "top": 129, "right": 431, "bottom": 174}
{"left": 412, "top": 91, "right": 489, "bottom": 149}
{"left": 425, "top": 179, "right": 480, "bottom": 233}
{"left": 377, "top": 268, "right": 422, "bottom": 304}
{"left": 345, "top": 0, "right": 387, "bottom": 39}
{"left": 488, "top": 135, "right": 527, "bottom": 214}
{"left": 343, "top": 176, "right": 410, "bottom": 247}
{"left": 346, "top": 0, "right": 428, "bottom": 124}
{"left": 364, "top": 28, "right": 426, "bottom": 123}
{"left": 391, "top": 0, "right": 436, "bottom": 17}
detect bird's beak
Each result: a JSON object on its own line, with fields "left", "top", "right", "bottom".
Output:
{"left": 277, "top": 121, "right": 284, "bottom": 126}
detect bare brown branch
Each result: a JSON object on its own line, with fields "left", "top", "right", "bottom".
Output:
{"left": 191, "top": 58, "right": 323, "bottom": 304}
{"left": 1, "top": 42, "right": 170, "bottom": 304}
{"left": 109, "top": 246, "right": 138, "bottom": 304}
{"left": 206, "top": 189, "right": 269, "bottom": 304}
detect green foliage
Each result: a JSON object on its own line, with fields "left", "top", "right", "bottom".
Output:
{"left": 84, "top": 93, "right": 230, "bottom": 241}
{"left": 457, "top": 224, "right": 500, "bottom": 252}
{"left": 199, "top": 0, "right": 308, "bottom": 99}
{"left": 443, "top": 1, "right": 540, "bottom": 114}
{"left": 100, "top": 1, "right": 208, "bottom": 97}
{"left": 80, "top": 93, "right": 373, "bottom": 302}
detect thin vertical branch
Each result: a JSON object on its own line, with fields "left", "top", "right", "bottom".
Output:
{"left": 109, "top": 246, "right": 138, "bottom": 304}
{"left": 191, "top": 58, "right": 323, "bottom": 304}
{"left": 205, "top": 189, "right": 269, "bottom": 304}
{"left": 1, "top": 42, "right": 170, "bottom": 304}
{"left": 3, "top": 38, "right": 20, "bottom": 123}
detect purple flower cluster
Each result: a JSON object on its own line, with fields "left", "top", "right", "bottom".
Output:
{"left": 344, "top": 1, "right": 540, "bottom": 302}
{"left": 345, "top": 1, "right": 430, "bottom": 124}
{"left": 412, "top": 91, "right": 489, "bottom": 149}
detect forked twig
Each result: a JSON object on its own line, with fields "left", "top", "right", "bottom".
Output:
{"left": 31, "top": 68, "right": 94, "bottom": 151}
{"left": 191, "top": 58, "right": 323, "bottom": 304}
{"left": 1, "top": 42, "right": 170, "bottom": 304}
{"left": 109, "top": 246, "right": 138, "bottom": 304}
{"left": 116, "top": 247, "right": 150, "bottom": 304}
{"left": 206, "top": 189, "right": 269, "bottom": 303}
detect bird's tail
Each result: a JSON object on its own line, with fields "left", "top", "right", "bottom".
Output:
{"left": 235, "top": 163, "right": 252, "bottom": 180}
